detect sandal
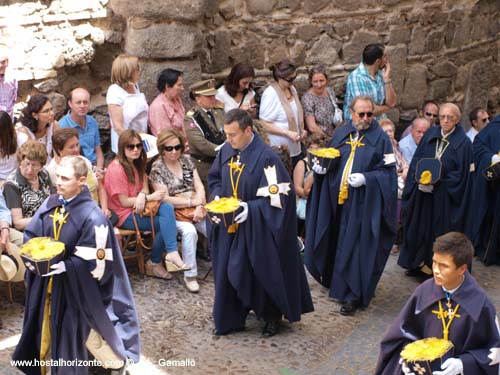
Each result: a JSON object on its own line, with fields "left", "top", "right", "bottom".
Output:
{"left": 145, "top": 260, "right": 172, "bottom": 280}
{"left": 165, "top": 251, "right": 191, "bottom": 273}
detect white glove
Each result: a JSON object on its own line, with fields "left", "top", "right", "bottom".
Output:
{"left": 43, "top": 261, "right": 66, "bottom": 277}
{"left": 312, "top": 163, "right": 327, "bottom": 175}
{"left": 433, "top": 357, "right": 463, "bottom": 375}
{"left": 348, "top": 173, "right": 366, "bottom": 187}
{"left": 491, "top": 154, "right": 500, "bottom": 164}
{"left": 214, "top": 195, "right": 220, "bottom": 201}
{"left": 400, "top": 358, "right": 415, "bottom": 375}
{"left": 234, "top": 201, "right": 248, "bottom": 224}
{"left": 418, "top": 183, "right": 434, "bottom": 193}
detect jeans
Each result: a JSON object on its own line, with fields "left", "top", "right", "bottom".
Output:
{"left": 120, "top": 202, "right": 177, "bottom": 263}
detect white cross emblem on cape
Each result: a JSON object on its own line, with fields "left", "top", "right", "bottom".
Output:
{"left": 256, "top": 165, "right": 290, "bottom": 209}
{"left": 74, "top": 224, "right": 113, "bottom": 281}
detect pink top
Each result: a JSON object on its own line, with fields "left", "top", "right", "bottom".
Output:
{"left": 104, "top": 159, "right": 145, "bottom": 227}
{"left": 148, "top": 94, "right": 188, "bottom": 144}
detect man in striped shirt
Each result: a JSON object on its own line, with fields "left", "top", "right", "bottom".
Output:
{"left": 343, "top": 43, "right": 397, "bottom": 121}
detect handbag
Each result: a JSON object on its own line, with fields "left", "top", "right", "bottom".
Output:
{"left": 174, "top": 192, "right": 196, "bottom": 222}
{"left": 86, "top": 329, "right": 124, "bottom": 369}
{"left": 131, "top": 200, "right": 161, "bottom": 250}
{"left": 327, "top": 87, "right": 343, "bottom": 126}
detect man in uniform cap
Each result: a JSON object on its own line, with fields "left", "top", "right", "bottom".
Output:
{"left": 184, "top": 79, "right": 226, "bottom": 199}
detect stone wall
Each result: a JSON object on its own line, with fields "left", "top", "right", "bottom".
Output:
{"left": 1, "top": 0, "right": 499, "bottom": 135}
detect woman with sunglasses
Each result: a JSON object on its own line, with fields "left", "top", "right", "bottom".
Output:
{"left": 150, "top": 129, "right": 207, "bottom": 293}
{"left": 3, "top": 140, "right": 55, "bottom": 232}
{"left": 105, "top": 129, "right": 189, "bottom": 280}
{"left": 259, "top": 59, "right": 307, "bottom": 168}
{"left": 18, "top": 94, "right": 58, "bottom": 165}
{"left": 216, "top": 63, "right": 256, "bottom": 115}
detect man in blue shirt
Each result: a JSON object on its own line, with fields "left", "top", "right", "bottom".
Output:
{"left": 399, "top": 117, "right": 430, "bottom": 164}
{"left": 59, "top": 88, "right": 104, "bottom": 170}
{"left": 343, "top": 43, "right": 397, "bottom": 121}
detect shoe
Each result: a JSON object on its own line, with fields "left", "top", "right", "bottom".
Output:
{"left": 145, "top": 260, "right": 172, "bottom": 280}
{"left": 212, "top": 326, "right": 245, "bottom": 336}
{"left": 262, "top": 320, "right": 280, "bottom": 337}
{"left": 165, "top": 251, "right": 191, "bottom": 273}
{"left": 183, "top": 276, "right": 200, "bottom": 293}
{"left": 340, "top": 300, "right": 359, "bottom": 316}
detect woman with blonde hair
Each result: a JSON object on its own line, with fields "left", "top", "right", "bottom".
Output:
{"left": 106, "top": 54, "right": 148, "bottom": 154}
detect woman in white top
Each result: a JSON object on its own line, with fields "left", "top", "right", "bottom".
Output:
{"left": 106, "top": 54, "right": 148, "bottom": 154}
{"left": 18, "top": 95, "right": 57, "bottom": 165}
{"left": 0, "top": 111, "right": 28, "bottom": 187}
{"left": 216, "top": 63, "right": 256, "bottom": 115}
{"left": 259, "top": 59, "right": 306, "bottom": 167}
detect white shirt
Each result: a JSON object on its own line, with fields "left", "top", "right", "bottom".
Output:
{"left": 0, "top": 131, "right": 28, "bottom": 181}
{"left": 216, "top": 86, "right": 255, "bottom": 112}
{"left": 466, "top": 127, "right": 478, "bottom": 143}
{"left": 259, "top": 85, "right": 301, "bottom": 157}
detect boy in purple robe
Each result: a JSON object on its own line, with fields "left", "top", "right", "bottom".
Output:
{"left": 12, "top": 156, "right": 140, "bottom": 374}
{"left": 376, "top": 232, "right": 500, "bottom": 375}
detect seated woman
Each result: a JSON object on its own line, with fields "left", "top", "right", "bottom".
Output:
{"left": 47, "top": 128, "right": 117, "bottom": 225}
{"left": 216, "top": 63, "right": 256, "bottom": 115}
{"left": 301, "top": 65, "right": 343, "bottom": 138}
{"left": 3, "top": 140, "right": 55, "bottom": 232}
{"left": 17, "top": 95, "right": 58, "bottom": 164}
{"left": 0, "top": 111, "right": 28, "bottom": 187}
{"left": 150, "top": 129, "right": 207, "bottom": 293}
{"left": 104, "top": 129, "right": 188, "bottom": 280}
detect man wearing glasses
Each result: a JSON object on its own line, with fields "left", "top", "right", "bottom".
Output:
{"left": 401, "top": 101, "right": 439, "bottom": 139}
{"left": 343, "top": 43, "right": 397, "bottom": 121}
{"left": 466, "top": 107, "right": 490, "bottom": 142}
{"left": 306, "top": 95, "right": 397, "bottom": 316}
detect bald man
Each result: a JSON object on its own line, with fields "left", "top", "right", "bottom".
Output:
{"left": 59, "top": 88, "right": 104, "bottom": 169}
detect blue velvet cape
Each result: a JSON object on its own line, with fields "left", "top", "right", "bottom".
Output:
{"left": 376, "top": 272, "right": 500, "bottom": 374}
{"left": 471, "top": 116, "right": 500, "bottom": 265}
{"left": 398, "top": 125, "right": 473, "bottom": 271}
{"left": 12, "top": 188, "right": 140, "bottom": 374}
{"left": 304, "top": 120, "right": 397, "bottom": 307}
{"left": 208, "top": 134, "right": 313, "bottom": 334}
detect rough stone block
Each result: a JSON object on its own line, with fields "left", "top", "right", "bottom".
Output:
{"left": 426, "top": 78, "right": 452, "bottom": 101}
{"left": 90, "top": 43, "right": 123, "bottom": 80}
{"left": 34, "top": 79, "right": 59, "bottom": 93}
{"left": 296, "top": 24, "right": 320, "bottom": 43}
{"left": 333, "top": 20, "right": 363, "bottom": 38}
{"left": 306, "top": 34, "right": 340, "bottom": 65}
{"left": 109, "top": 0, "right": 206, "bottom": 20}
{"left": 46, "top": 92, "right": 67, "bottom": 120}
{"left": 401, "top": 64, "right": 428, "bottom": 109}
{"left": 342, "top": 30, "right": 380, "bottom": 65}
{"left": 451, "top": 19, "right": 470, "bottom": 49}
{"left": 124, "top": 24, "right": 201, "bottom": 59}
{"left": 219, "top": 0, "right": 236, "bottom": 20}
{"left": 276, "top": 0, "right": 301, "bottom": 11}
{"left": 246, "top": 0, "right": 276, "bottom": 15}
{"left": 409, "top": 26, "right": 426, "bottom": 55}
{"left": 386, "top": 44, "right": 407, "bottom": 103}
{"left": 425, "top": 29, "right": 444, "bottom": 52}
{"left": 304, "top": 0, "right": 329, "bottom": 14}
{"left": 388, "top": 26, "right": 411, "bottom": 45}
{"left": 137, "top": 58, "right": 202, "bottom": 104}
{"left": 230, "top": 36, "right": 266, "bottom": 69}
{"left": 430, "top": 60, "right": 457, "bottom": 78}
{"left": 205, "top": 30, "right": 232, "bottom": 73}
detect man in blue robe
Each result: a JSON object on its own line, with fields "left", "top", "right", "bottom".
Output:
{"left": 305, "top": 95, "right": 397, "bottom": 316}
{"left": 208, "top": 109, "right": 313, "bottom": 337}
{"left": 376, "top": 232, "right": 500, "bottom": 375}
{"left": 470, "top": 115, "right": 500, "bottom": 265}
{"left": 12, "top": 156, "right": 140, "bottom": 374}
{"left": 398, "top": 103, "right": 474, "bottom": 276}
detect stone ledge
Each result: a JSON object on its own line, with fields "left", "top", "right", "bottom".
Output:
{"left": 109, "top": 0, "right": 206, "bottom": 21}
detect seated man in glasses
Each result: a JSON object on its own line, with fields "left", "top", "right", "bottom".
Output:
{"left": 398, "top": 103, "right": 474, "bottom": 279}
{"left": 400, "top": 100, "right": 439, "bottom": 140}
{"left": 466, "top": 107, "right": 490, "bottom": 142}
{"left": 305, "top": 95, "right": 397, "bottom": 316}
{"left": 398, "top": 117, "right": 431, "bottom": 164}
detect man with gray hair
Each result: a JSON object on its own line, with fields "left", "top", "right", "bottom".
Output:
{"left": 399, "top": 117, "right": 431, "bottom": 163}
{"left": 13, "top": 155, "right": 140, "bottom": 374}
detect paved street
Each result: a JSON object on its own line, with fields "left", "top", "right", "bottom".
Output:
{"left": 0, "top": 253, "right": 498, "bottom": 375}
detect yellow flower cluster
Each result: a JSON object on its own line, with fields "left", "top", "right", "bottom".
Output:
{"left": 309, "top": 147, "right": 340, "bottom": 158}
{"left": 419, "top": 170, "right": 432, "bottom": 185}
{"left": 21, "top": 237, "right": 65, "bottom": 260}
{"left": 401, "top": 338, "right": 453, "bottom": 362}
{"left": 205, "top": 197, "right": 240, "bottom": 214}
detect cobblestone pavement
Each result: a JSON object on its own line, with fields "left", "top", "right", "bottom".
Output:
{"left": 0, "top": 254, "right": 498, "bottom": 375}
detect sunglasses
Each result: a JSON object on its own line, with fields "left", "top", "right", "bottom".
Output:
{"left": 164, "top": 144, "right": 182, "bottom": 152}
{"left": 425, "top": 112, "right": 438, "bottom": 118}
{"left": 354, "top": 111, "right": 373, "bottom": 118}
{"left": 281, "top": 75, "right": 297, "bottom": 83}
{"left": 126, "top": 143, "right": 143, "bottom": 151}
{"left": 482, "top": 117, "right": 490, "bottom": 123}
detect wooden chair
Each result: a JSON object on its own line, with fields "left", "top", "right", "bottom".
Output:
{"left": 116, "top": 229, "right": 147, "bottom": 275}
